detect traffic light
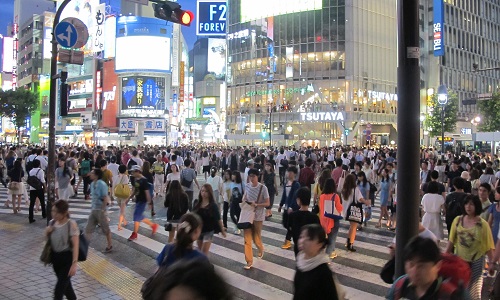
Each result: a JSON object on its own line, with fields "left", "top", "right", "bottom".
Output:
{"left": 60, "top": 83, "right": 69, "bottom": 117}
{"left": 153, "top": 1, "right": 194, "bottom": 26}
{"left": 344, "top": 129, "right": 349, "bottom": 136}
{"left": 261, "top": 131, "right": 267, "bottom": 138}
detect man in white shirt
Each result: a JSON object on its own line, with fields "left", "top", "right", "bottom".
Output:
{"left": 128, "top": 150, "right": 143, "bottom": 167}
{"left": 28, "top": 159, "right": 46, "bottom": 223}
{"left": 34, "top": 149, "right": 48, "bottom": 172}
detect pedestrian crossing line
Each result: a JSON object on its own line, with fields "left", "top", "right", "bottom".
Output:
{"left": 135, "top": 223, "right": 389, "bottom": 298}
{"left": 117, "top": 223, "right": 383, "bottom": 299}
{"left": 263, "top": 218, "right": 395, "bottom": 245}
{"left": 0, "top": 208, "right": 90, "bottom": 220}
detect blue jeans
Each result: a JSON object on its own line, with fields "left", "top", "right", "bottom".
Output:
{"left": 326, "top": 219, "right": 340, "bottom": 254}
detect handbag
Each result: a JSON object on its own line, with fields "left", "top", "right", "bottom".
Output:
{"left": 311, "top": 203, "right": 319, "bottom": 215}
{"left": 40, "top": 220, "right": 55, "bottom": 266}
{"left": 380, "top": 257, "right": 396, "bottom": 284}
{"left": 237, "top": 185, "right": 262, "bottom": 229}
{"left": 324, "top": 193, "right": 343, "bottom": 220}
{"left": 345, "top": 190, "right": 363, "bottom": 224}
{"left": 114, "top": 175, "right": 131, "bottom": 198}
{"left": 369, "top": 182, "right": 377, "bottom": 193}
{"left": 8, "top": 181, "right": 20, "bottom": 191}
{"left": 180, "top": 170, "right": 193, "bottom": 188}
{"left": 68, "top": 220, "right": 89, "bottom": 262}
{"left": 337, "top": 170, "right": 346, "bottom": 193}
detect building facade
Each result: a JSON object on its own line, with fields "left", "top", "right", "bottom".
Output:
{"left": 225, "top": 0, "right": 398, "bottom": 147}
{"left": 420, "top": 0, "right": 500, "bottom": 152}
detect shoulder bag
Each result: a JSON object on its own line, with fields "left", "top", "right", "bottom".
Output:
{"left": 324, "top": 193, "right": 343, "bottom": 220}
{"left": 40, "top": 220, "right": 55, "bottom": 266}
{"left": 7, "top": 169, "right": 22, "bottom": 191}
{"left": 237, "top": 185, "right": 263, "bottom": 229}
{"left": 68, "top": 220, "right": 89, "bottom": 262}
{"left": 337, "top": 170, "right": 346, "bottom": 193}
{"left": 345, "top": 190, "right": 363, "bottom": 224}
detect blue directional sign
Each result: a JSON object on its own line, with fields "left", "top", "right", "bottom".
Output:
{"left": 55, "top": 21, "right": 78, "bottom": 48}
{"left": 196, "top": 0, "right": 227, "bottom": 36}
{"left": 264, "top": 119, "right": 269, "bottom": 126}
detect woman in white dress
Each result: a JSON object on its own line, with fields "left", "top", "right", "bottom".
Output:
{"left": 420, "top": 181, "right": 445, "bottom": 241}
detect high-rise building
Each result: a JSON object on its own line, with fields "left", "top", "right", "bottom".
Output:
{"left": 420, "top": 0, "right": 500, "bottom": 152}
{"left": 225, "top": 0, "right": 398, "bottom": 147}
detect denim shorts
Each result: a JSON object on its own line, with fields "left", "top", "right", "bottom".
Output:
{"left": 198, "top": 230, "right": 214, "bottom": 242}
{"left": 133, "top": 201, "right": 147, "bottom": 222}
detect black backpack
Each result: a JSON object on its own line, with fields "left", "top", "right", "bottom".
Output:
{"left": 127, "top": 158, "right": 138, "bottom": 170}
{"left": 281, "top": 158, "right": 289, "bottom": 168}
{"left": 25, "top": 155, "right": 37, "bottom": 173}
{"left": 27, "top": 169, "right": 43, "bottom": 190}
{"left": 446, "top": 193, "right": 466, "bottom": 222}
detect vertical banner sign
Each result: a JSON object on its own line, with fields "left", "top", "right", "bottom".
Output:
{"left": 172, "top": 24, "right": 180, "bottom": 87}
{"left": 286, "top": 47, "right": 293, "bottom": 78}
{"left": 179, "top": 61, "right": 185, "bottom": 103}
{"left": 172, "top": 93, "right": 178, "bottom": 117}
{"left": 433, "top": 0, "right": 444, "bottom": 57}
{"left": 94, "top": 3, "right": 105, "bottom": 52}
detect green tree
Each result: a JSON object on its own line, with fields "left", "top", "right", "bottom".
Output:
{"left": 477, "top": 92, "right": 500, "bottom": 132}
{"left": 0, "top": 88, "right": 39, "bottom": 143}
{"left": 424, "top": 89, "right": 459, "bottom": 137}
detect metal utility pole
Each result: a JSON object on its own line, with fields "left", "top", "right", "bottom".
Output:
{"left": 395, "top": 0, "right": 420, "bottom": 277}
{"left": 47, "top": 0, "right": 72, "bottom": 224}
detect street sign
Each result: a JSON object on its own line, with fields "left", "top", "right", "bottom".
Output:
{"left": 58, "top": 49, "right": 84, "bottom": 65}
{"left": 55, "top": 21, "right": 78, "bottom": 48}
{"left": 366, "top": 123, "right": 372, "bottom": 129}
{"left": 264, "top": 119, "right": 269, "bottom": 126}
{"left": 59, "top": 17, "right": 89, "bottom": 49}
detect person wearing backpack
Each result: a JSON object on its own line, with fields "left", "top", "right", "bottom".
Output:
{"left": 28, "top": 159, "right": 46, "bottom": 223}
{"left": 387, "top": 236, "right": 469, "bottom": 300}
{"left": 444, "top": 177, "right": 468, "bottom": 234}
{"left": 78, "top": 152, "right": 93, "bottom": 200}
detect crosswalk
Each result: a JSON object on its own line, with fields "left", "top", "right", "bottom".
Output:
{"left": 0, "top": 179, "right": 395, "bottom": 299}
{"left": 113, "top": 201, "right": 394, "bottom": 299}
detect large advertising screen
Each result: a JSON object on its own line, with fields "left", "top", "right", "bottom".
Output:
{"left": 115, "top": 36, "right": 171, "bottom": 72}
{"left": 2, "top": 37, "right": 13, "bottom": 73}
{"left": 240, "top": 0, "right": 322, "bottom": 22}
{"left": 102, "top": 60, "right": 118, "bottom": 128}
{"left": 197, "top": 0, "right": 227, "bottom": 36}
{"left": 207, "top": 38, "right": 226, "bottom": 80}
{"left": 121, "top": 76, "right": 166, "bottom": 117}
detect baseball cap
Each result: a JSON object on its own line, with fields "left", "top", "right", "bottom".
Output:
{"left": 130, "top": 165, "right": 142, "bottom": 172}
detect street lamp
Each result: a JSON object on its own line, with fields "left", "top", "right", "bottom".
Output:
{"left": 437, "top": 85, "right": 448, "bottom": 155}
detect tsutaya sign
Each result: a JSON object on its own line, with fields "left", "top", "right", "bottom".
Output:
{"left": 300, "top": 112, "right": 345, "bottom": 122}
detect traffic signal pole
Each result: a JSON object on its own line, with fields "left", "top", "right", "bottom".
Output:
{"left": 47, "top": 0, "right": 72, "bottom": 224}
{"left": 395, "top": 0, "right": 420, "bottom": 277}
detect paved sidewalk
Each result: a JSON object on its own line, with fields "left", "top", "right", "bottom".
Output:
{"left": 0, "top": 213, "right": 145, "bottom": 300}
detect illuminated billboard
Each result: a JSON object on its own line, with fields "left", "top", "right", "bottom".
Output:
{"left": 115, "top": 36, "right": 171, "bottom": 72}
{"left": 115, "top": 16, "right": 172, "bottom": 73}
{"left": 2, "top": 37, "right": 14, "bottom": 73}
{"left": 240, "top": 0, "right": 322, "bottom": 22}
{"left": 104, "top": 16, "right": 116, "bottom": 59}
{"left": 207, "top": 38, "right": 226, "bottom": 80}
{"left": 121, "top": 76, "right": 166, "bottom": 117}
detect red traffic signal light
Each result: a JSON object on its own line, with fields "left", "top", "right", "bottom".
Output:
{"left": 153, "top": 2, "right": 194, "bottom": 27}
{"left": 179, "top": 10, "right": 194, "bottom": 26}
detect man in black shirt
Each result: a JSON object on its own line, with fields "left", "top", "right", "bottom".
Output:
{"left": 447, "top": 161, "right": 463, "bottom": 192}
{"left": 287, "top": 187, "right": 320, "bottom": 256}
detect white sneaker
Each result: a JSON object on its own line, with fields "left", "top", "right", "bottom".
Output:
{"left": 234, "top": 229, "right": 241, "bottom": 235}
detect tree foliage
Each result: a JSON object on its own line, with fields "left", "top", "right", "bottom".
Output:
{"left": 0, "top": 88, "right": 39, "bottom": 129}
{"left": 477, "top": 92, "right": 500, "bottom": 132}
{"left": 424, "top": 89, "right": 459, "bottom": 137}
